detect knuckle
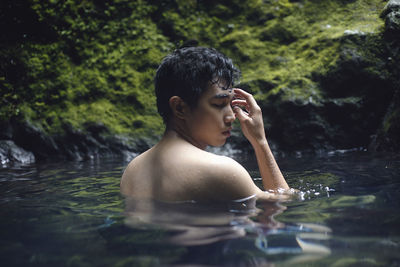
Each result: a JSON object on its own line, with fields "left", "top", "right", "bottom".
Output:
{"left": 243, "top": 118, "right": 251, "bottom": 124}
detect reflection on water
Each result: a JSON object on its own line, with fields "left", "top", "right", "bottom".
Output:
{"left": 124, "top": 198, "right": 254, "bottom": 246}
{"left": 0, "top": 152, "right": 399, "bottom": 266}
{"left": 123, "top": 197, "right": 332, "bottom": 265}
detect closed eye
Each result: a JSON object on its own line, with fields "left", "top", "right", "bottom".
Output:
{"left": 211, "top": 93, "right": 233, "bottom": 108}
{"left": 212, "top": 102, "right": 229, "bottom": 108}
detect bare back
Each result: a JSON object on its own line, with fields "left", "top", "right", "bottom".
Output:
{"left": 120, "top": 134, "right": 259, "bottom": 202}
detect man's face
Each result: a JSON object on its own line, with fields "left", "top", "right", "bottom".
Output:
{"left": 185, "top": 82, "right": 236, "bottom": 148}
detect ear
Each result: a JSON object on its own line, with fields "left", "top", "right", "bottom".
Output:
{"left": 169, "top": 96, "right": 189, "bottom": 120}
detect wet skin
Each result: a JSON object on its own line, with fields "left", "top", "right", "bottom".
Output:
{"left": 121, "top": 83, "right": 289, "bottom": 202}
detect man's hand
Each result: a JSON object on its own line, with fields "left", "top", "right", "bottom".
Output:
{"left": 231, "top": 88, "right": 267, "bottom": 146}
{"left": 231, "top": 88, "right": 289, "bottom": 191}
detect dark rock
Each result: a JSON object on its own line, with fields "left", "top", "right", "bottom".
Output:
{"left": 0, "top": 140, "right": 35, "bottom": 166}
{"left": 51, "top": 123, "right": 150, "bottom": 161}
{"left": 369, "top": 88, "right": 400, "bottom": 151}
{"left": 0, "top": 121, "right": 13, "bottom": 139}
{"left": 12, "top": 120, "right": 59, "bottom": 160}
{"left": 261, "top": 29, "right": 398, "bottom": 153}
{"left": 369, "top": 0, "right": 400, "bottom": 151}
{"left": 2, "top": 0, "right": 398, "bottom": 157}
{"left": 386, "top": 11, "right": 400, "bottom": 32}
{"left": 381, "top": 0, "right": 400, "bottom": 17}
{"left": 381, "top": 0, "right": 400, "bottom": 34}
{"left": 263, "top": 99, "right": 336, "bottom": 152}
{"left": 2, "top": 118, "right": 153, "bottom": 162}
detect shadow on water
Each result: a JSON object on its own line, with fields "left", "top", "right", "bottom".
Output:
{"left": 0, "top": 151, "right": 399, "bottom": 266}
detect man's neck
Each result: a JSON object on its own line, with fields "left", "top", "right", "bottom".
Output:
{"left": 163, "top": 124, "right": 207, "bottom": 150}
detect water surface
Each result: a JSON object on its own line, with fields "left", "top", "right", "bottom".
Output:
{"left": 0, "top": 151, "right": 399, "bottom": 266}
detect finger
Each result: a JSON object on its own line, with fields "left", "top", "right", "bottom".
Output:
{"left": 233, "top": 88, "right": 259, "bottom": 112}
{"left": 233, "top": 106, "right": 249, "bottom": 122}
{"left": 231, "top": 99, "right": 249, "bottom": 110}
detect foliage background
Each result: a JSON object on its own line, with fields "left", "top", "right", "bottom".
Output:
{"left": 1, "top": 0, "right": 399, "bottom": 160}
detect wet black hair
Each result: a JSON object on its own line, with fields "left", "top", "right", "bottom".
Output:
{"left": 155, "top": 47, "right": 241, "bottom": 123}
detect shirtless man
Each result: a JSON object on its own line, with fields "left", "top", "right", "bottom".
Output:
{"left": 121, "top": 47, "right": 290, "bottom": 202}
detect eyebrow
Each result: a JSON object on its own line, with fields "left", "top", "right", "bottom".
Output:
{"left": 212, "top": 93, "right": 231, "bottom": 99}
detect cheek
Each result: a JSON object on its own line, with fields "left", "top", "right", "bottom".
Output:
{"left": 191, "top": 108, "right": 220, "bottom": 131}
{"left": 200, "top": 108, "right": 221, "bottom": 126}
{"left": 192, "top": 113, "right": 212, "bottom": 130}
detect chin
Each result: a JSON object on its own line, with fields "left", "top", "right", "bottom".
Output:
{"left": 205, "top": 135, "right": 229, "bottom": 147}
{"left": 212, "top": 140, "right": 227, "bottom": 147}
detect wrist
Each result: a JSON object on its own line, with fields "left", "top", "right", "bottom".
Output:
{"left": 250, "top": 137, "right": 269, "bottom": 150}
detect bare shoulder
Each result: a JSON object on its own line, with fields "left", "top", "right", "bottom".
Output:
{"left": 120, "top": 149, "right": 152, "bottom": 196}
{"left": 202, "top": 153, "right": 249, "bottom": 177}
{"left": 121, "top": 150, "right": 147, "bottom": 177}
{"left": 196, "top": 152, "right": 260, "bottom": 201}
{"left": 201, "top": 154, "right": 287, "bottom": 202}
{"left": 120, "top": 144, "right": 263, "bottom": 202}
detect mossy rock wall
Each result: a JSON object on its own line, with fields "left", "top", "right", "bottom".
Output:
{"left": 0, "top": 0, "right": 399, "bottom": 162}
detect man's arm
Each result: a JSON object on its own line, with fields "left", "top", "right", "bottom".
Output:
{"left": 232, "top": 88, "right": 289, "bottom": 191}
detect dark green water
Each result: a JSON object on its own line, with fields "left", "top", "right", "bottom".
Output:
{"left": 0, "top": 151, "right": 399, "bottom": 266}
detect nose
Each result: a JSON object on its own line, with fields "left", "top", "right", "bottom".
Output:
{"left": 224, "top": 105, "right": 235, "bottom": 124}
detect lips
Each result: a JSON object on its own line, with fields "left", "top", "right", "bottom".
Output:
{"left": 222, "top": 127, "right": 232, "bottom": 137}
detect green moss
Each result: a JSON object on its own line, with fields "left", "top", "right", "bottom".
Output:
{"left": 236, "top": 0, "right": 385, "bottom": 105}
{"left": 0, "top": 0, "right": 393, "bottom": 151}
{"left": 1, "top": 0, "right": 172, "bottom": 140}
